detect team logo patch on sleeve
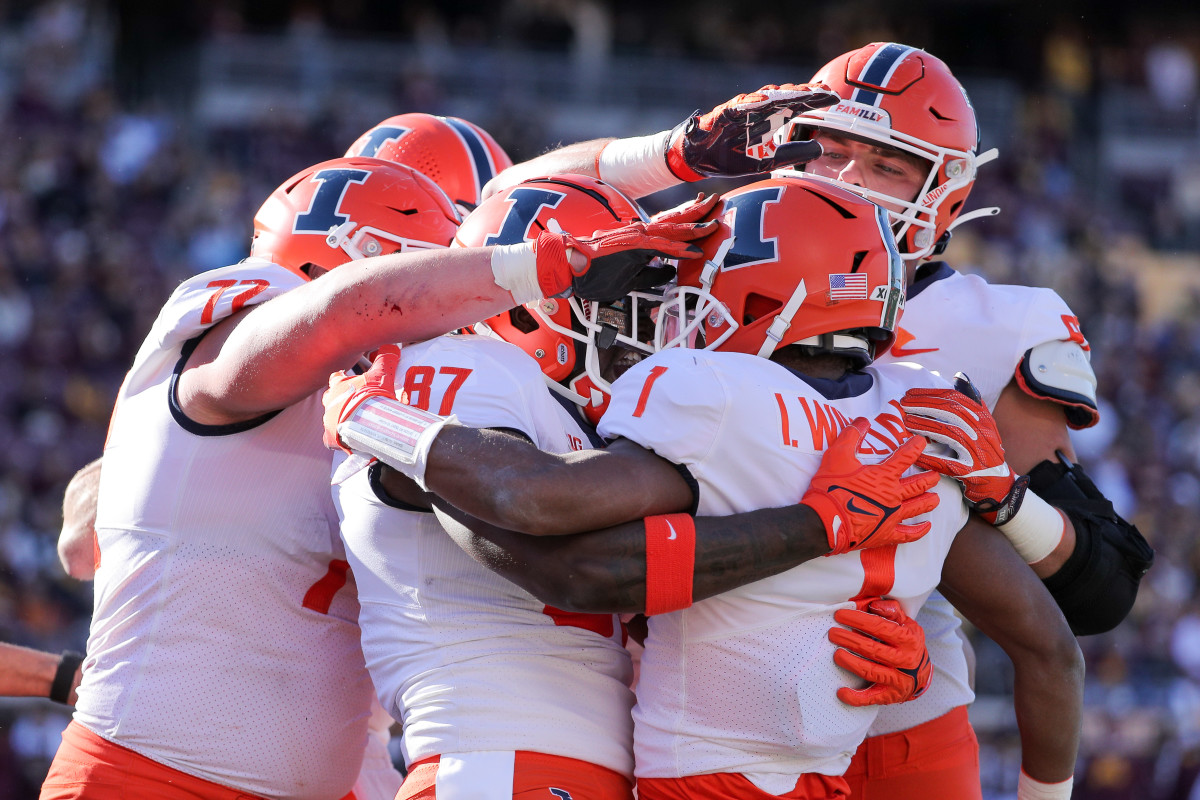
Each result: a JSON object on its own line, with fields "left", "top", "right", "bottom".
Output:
{"left": 829, "top": 273, "right": 869, "bottom": 300}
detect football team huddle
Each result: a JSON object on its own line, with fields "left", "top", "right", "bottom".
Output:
{"left": 28, "top": 41, "right": 1155, "bottom": 800}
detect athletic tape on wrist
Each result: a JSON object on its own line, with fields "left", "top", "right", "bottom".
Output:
{"left": 1017, "top": 770, "right": 1073, "bottom": 800}
{"left": 51, "top": 650, "right": 83, "bottom": 705}
{"left": 489, "top": 242, "right": 543, "bottom": 306}
{"left": 996, "top": 488, "right": 1066, "bottom": 564}
{"left": 643, "top": 514, "right": 696, "bottom": 615}
{"left": 597, "top": 130, "right": 681, "bottom": 198}
{"left": 336, "top": 396, "right": 455, "bottom": 491}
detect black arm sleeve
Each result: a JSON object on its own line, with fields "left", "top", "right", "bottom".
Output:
{"left": 1032, "top": 453, "right": 1154, "bottom": 636}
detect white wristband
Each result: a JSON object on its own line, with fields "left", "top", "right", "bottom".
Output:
{"left": 336, "top": 396, "right": 456, "bottom": 491}
{"left": 996, "top": 489, "right": 1065, "bottom": 564}
{"left": 1018, "top": 770, "right": 1073, "bottom": 800}
{"left": 489, "top": 242, "right": 542, "bottom": 306}
{"left": 597, "top": 130, "right": 681, "bottom": 198}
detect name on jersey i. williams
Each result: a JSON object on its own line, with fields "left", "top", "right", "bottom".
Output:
{"left": 773, "top": 394, "right": 911, "bottom": 456}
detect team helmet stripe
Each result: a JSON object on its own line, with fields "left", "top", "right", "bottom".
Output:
{"left": 850, "top": 43, "right": 917, "bottom": 106}
{"left": 442, "top": 117, "right": 495, "bottom": 202}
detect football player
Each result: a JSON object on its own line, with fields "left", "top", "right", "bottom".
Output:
{"left": 481, "top": 48, "right": 1145, "bottom": 799}
{"left": 328, "top": 174, "right": 938, "bottom": 800}
{"left": 324, "top": 176, "right": 1084, "bottom": 799}
{"left": 39, "top": 156, "right": 711, "bottom": 800}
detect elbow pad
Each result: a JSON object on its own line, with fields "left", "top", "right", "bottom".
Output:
{"left": 1031, "top": 454, "right": 1153, "bottom": 636}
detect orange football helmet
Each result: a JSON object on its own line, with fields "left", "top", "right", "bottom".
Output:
{"left": 345, "top": 113, "right": 513, "bottom": 213}
{"left": 657, "top": 175, "right": 905, "bottom": 365}
{"left": 250, "top": 156, "right": 461, "bottom": 280}
{"left": 779, "top": 42, "right": 997, "bottom": 260}
{"left": 453, "top": 174, "right": 653, "bottom": 424}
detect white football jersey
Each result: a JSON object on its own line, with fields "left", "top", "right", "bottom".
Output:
{"left": 869, "top": 262, "right": 1097, "bottom": 736}
{"left": 81, "top": 259, "right": 374, "bottom": 800}
{"left": 334, "top": 334, "right": 637, "bottom": 779}
{"left": 598, "top": 349, "right": 968, "bottom": 789}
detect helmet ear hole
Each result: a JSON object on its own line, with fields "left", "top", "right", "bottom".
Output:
{"left": 509, "top": 306, "right": 540, "bottom": 334}
{"left": 743, "top": 293, "right": 783, "bottom": 327}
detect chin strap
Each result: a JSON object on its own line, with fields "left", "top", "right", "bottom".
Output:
{"left": 756, "top": 279, "right": 808, "bottom": 359}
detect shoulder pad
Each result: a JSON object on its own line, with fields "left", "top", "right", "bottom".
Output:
{"left": 1015, "top": 340, "right": 1098, "bottom": 429}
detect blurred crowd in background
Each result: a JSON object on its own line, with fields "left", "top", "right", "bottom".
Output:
{"left": 1, "top": 1, "right": 1200, "bottom": 798}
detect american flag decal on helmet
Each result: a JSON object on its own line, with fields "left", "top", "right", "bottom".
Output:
{"left": 829, "top": 273, "right": 869, "bottom": 300}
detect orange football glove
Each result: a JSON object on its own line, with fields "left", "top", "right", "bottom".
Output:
{"left": 801, "top": 418, "right": 940, "bottom": 556}
{"left": 534, "top": 217, "right": 714, "bottom": 302}
{"left": 830, "top": 598, "right": 933, "bottom": 707}
{"left": 666, "top": 82, "right": 839, "bottom": 180}
{"left": 322, "top": 346, "right": 401, "bottom": 453}
{"left": 900, "top": 373, "right": 1028, "bottom": 526}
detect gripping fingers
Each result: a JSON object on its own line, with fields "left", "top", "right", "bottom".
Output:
{"left": 832, "top": 609, "right": 902, "bottom": 643}
{"left": 879, "top": 433, "right": 928, "bottom": 476}
{"left": 651, "top": 193, "right": 720, "bottom": 225}
{"left": 833, "top": 648, "right": 894, "bottom": 686}
{"left": 642, "top": 219, "right": 719, "bottom": 242}
{"left": 899, "top": 469, "right": 939, "bottom": 499}
{"left": 898, "top": 488, "right": 940, "bottom": 520}
{"left": 890, "top": 520, "right": 932, "bottom": 545}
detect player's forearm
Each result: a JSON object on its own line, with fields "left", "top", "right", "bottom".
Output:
{"left": 423, "top": 431, "right": 690, "bottom": 536}
{"left": 436, "top": 502, "right": 831, "bottom": 613}
{"left": 265, "top": 249, "right": 513, "bottom": 367}
{"left": 483, "top": 139, "right": 613, "bottom": 199}
{"left": 940, "top": 520, "right": 1083, "bottom": 783}
{"left": 0, "top": 643, "right": 65, "bottom": 698}
{"left": 210, "top": 250, "right": 517, "bottom": 415}
{"left": 1010, "top": 637, "right": 1084, "bottom": 783}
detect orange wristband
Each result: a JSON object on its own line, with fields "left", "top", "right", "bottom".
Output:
{"left": 644, "top": 514, "right": 696, "bottom": 616}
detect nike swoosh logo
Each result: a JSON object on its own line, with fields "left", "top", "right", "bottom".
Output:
{"left": 665, "top": 520, "right": 678, "bottom": 541}
{"left": 890, "top": 344, "right": 940, "bottom": 357}
{"left": 890, "top": 327, "right": 939, "bottom": 358}
{"left": 845, "top": 498, "right": 881, "bottom": 516}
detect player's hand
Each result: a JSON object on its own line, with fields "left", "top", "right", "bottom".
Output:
{"left": 322, "top": 346, "right": 401, "bottom": 453}
{"left": 899, "top": 373, "right": 1028, "bottom": 526}
{"left": 830, "top": 598, "right": 932, "bottom": 707}
{"left": 534, "top": 218, "right": 715, "bottom": 303}
{"left": 649, "top": 192, "right": 722, "bottom": 225}
{"left": 666, "top": 83, "right": 839, "bottom": 181}
{"left": 801, "top": 418, "right": 940, "bottom": 556}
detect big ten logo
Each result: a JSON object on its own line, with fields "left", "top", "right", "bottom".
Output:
{"left": 566, "top": 433, "right": 585, "bottom": 451}
{"left": 774, "top": 394, "right": 910, "bottom": 455}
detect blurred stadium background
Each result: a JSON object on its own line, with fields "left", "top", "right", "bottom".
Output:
{"left": 1, "top": 0, "right": 1199, "bottom": 797}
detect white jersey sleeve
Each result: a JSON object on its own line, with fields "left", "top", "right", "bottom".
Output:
{"left": 598, "top": 349, "right": 726, "bottom": 496}
{"left": 123, "top": 259, "right": 303, "bottom": 393}
{"left": 883, "top": 265, "right": 1098, "bottom": 427}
